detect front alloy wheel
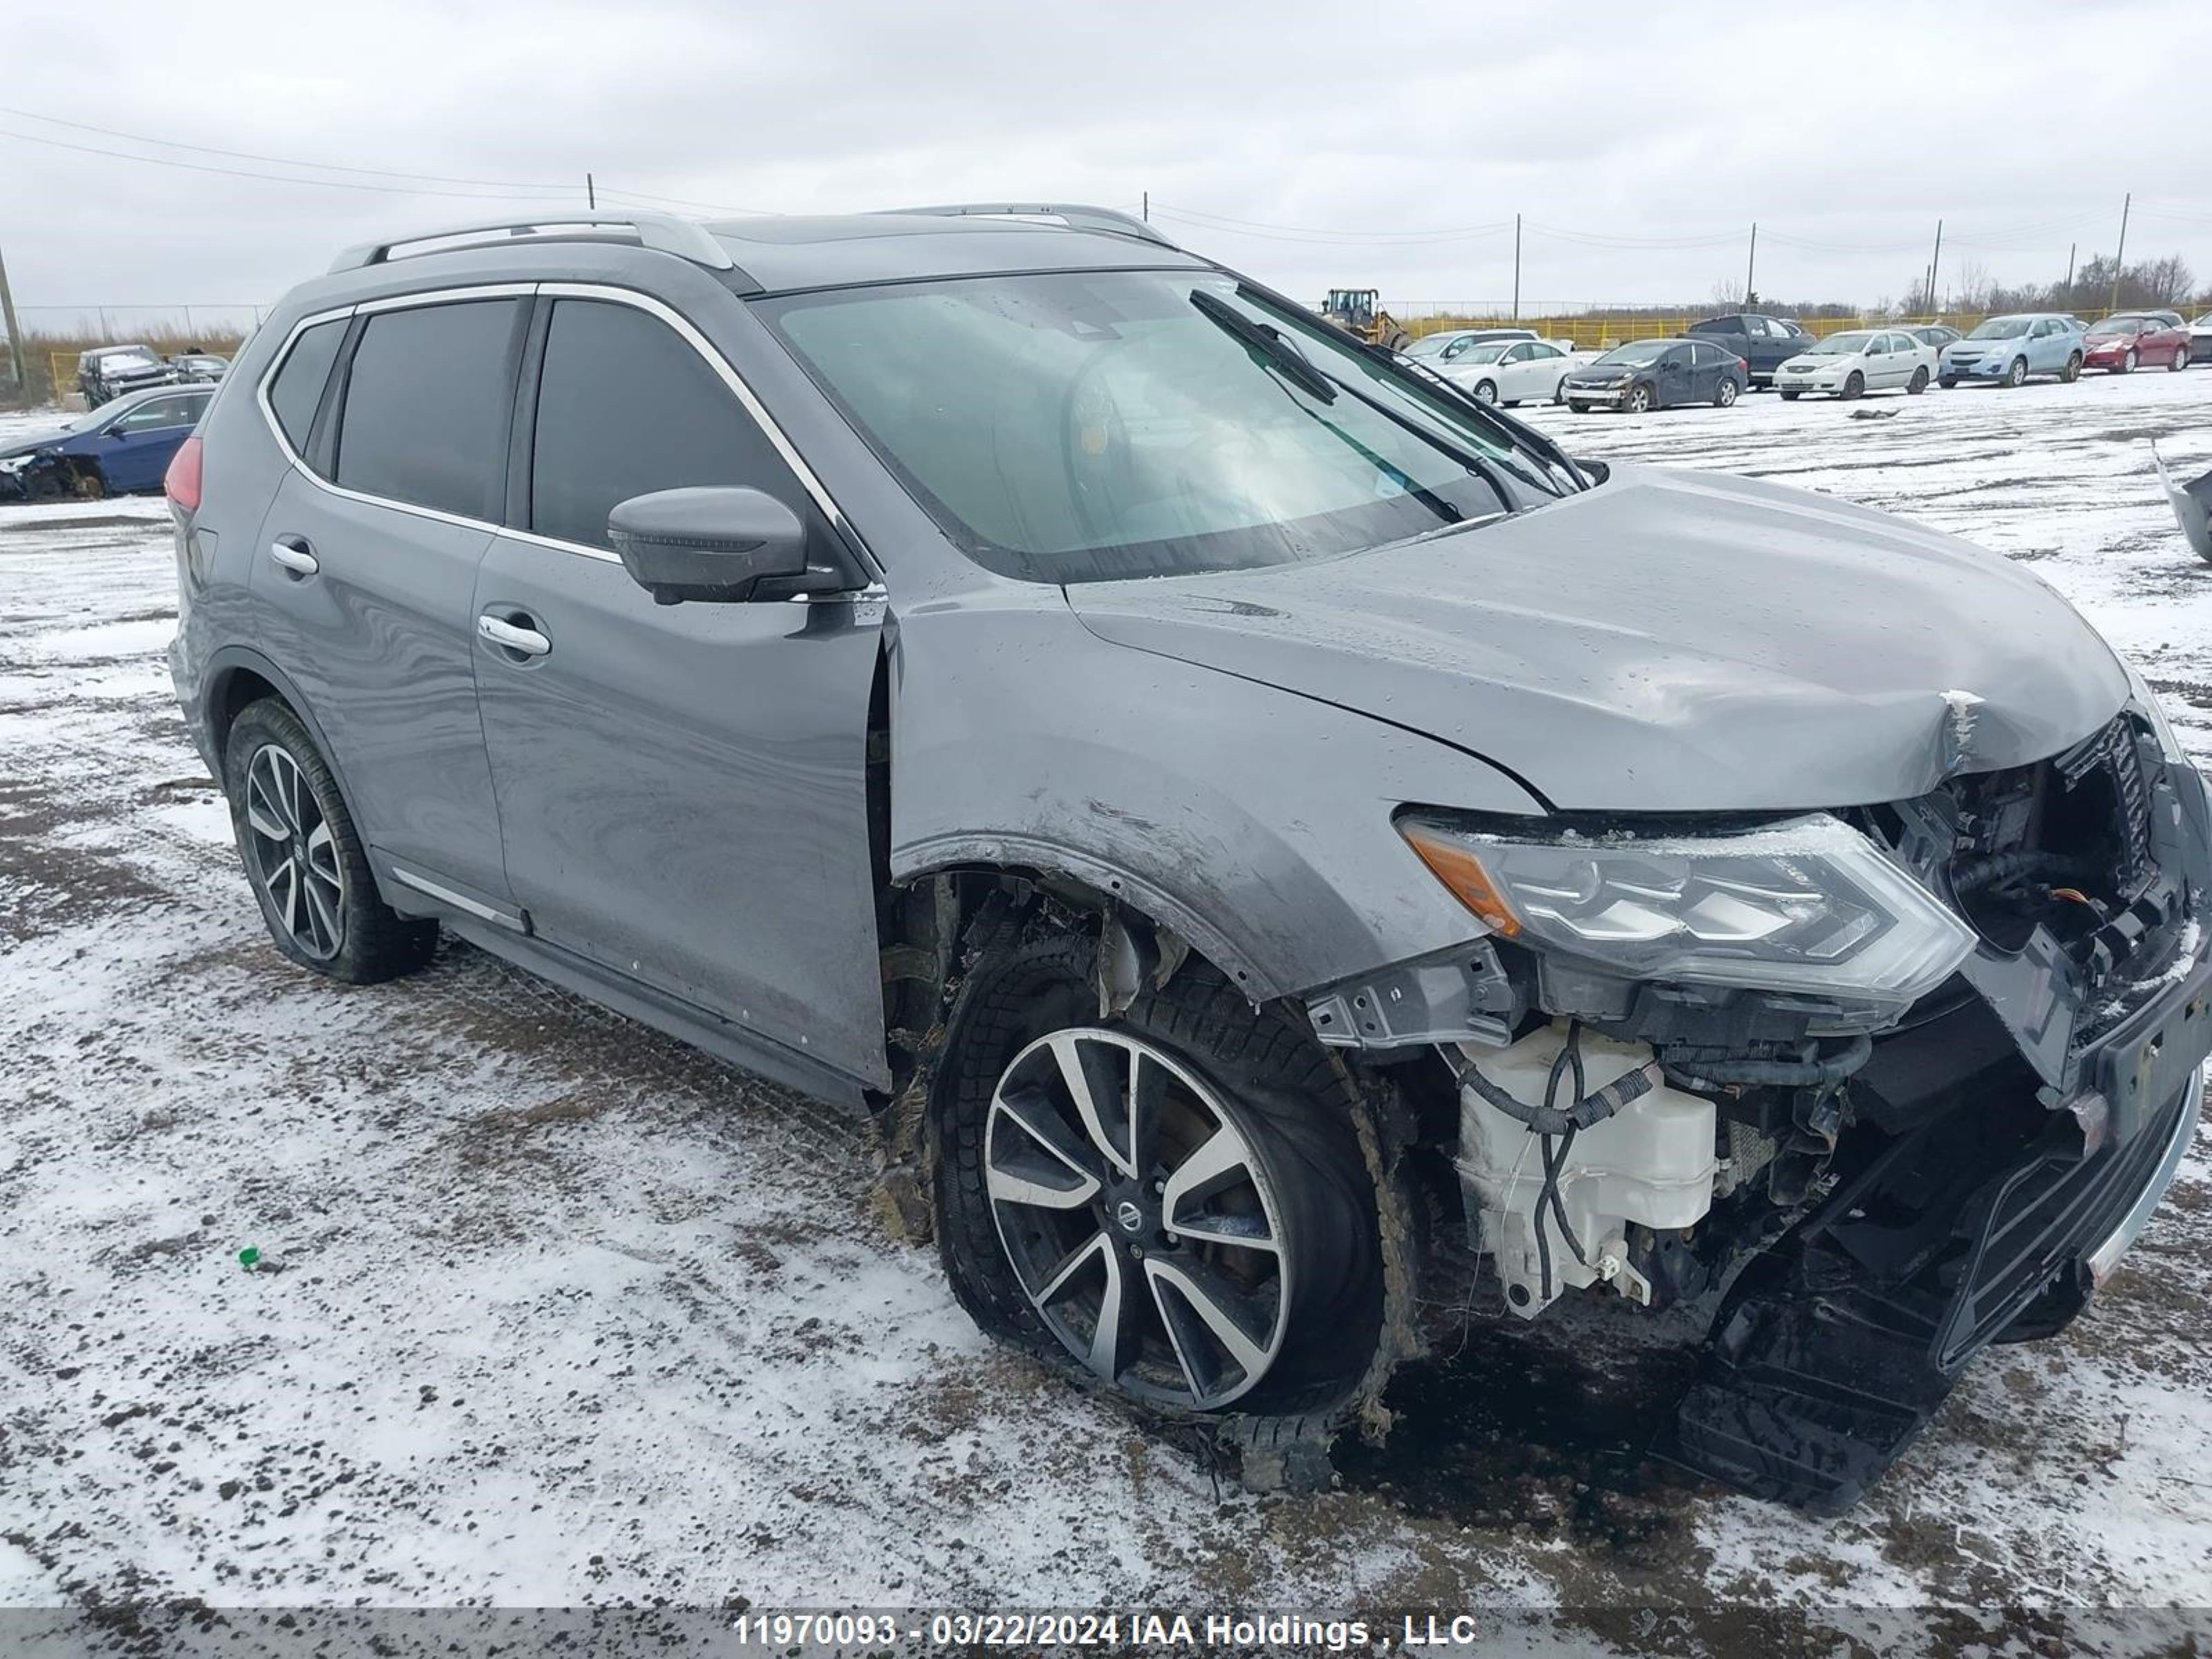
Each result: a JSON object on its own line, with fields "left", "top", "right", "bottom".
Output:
{"left": 1472, "top": 379, "right": 1499, "bottom": 405}
{"left": 1626, "top": 382, "right": 1654, "bottom": 413}
{"left": 985, "top": 1029, "right": 1290, "bottom": 1408}
{"left": 2005, "top": 357, "right": 2028, "bottom": 388}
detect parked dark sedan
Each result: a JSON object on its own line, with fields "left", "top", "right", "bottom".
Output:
{"left": 1688, "top": 312, "right": 1810, "bottom": 386}
{"left": 1562, "top": 337, "right": 1747, "bottom": 413}
{"left": 0, "top": 383, "right": 214, "bottom": 501}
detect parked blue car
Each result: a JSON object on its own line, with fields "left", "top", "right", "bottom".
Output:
{"left": 0, "top": 383, "right": 215, "bottom": 502}
{"left": 1937, "top": 312, "right": 2085, "bottom": 388}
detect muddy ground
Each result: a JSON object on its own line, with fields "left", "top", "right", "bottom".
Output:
{"left": 2, "top": 373, "right": 2210, "bottom": 1653}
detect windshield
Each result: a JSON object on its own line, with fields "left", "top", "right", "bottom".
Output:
{"left": 763, "top": 270, "right": 1568, "bottom": 584}
{"left": 1595, "top": 341, "right": 1670, "bottom": 366}
{"left": 1808, "top": 330, "right": 1874, "bottom": 355}
{"left": 2090, "top": 317, "right": 2145, "bottom": 335}
{"left": 1968, "top": 317, "right": 2032, "bottom": 339}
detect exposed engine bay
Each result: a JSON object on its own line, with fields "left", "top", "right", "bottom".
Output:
{"left": 1309, "top": 706, "right": 2212, "bottom": 1510}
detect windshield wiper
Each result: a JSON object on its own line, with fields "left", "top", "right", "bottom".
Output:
{"left": 1190, "top": 290, "right": 1338, "bottom": 405}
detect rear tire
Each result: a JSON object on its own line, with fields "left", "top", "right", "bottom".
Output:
{"left": 1714, "top": 377, "right": 1738, "bottom": 407}
{"left": 2170, "top": 343, "right": 2187, "bottom": 372}
{"left": 222, "top": 700, "right": 438, "bottom": 984}
{"left": 2061, "top": 353, "right": 2082, "bottom": 383}
{"left": 932, "top": 934, "right": 1385, "bottom": 1419}
{"left": 1908, "top": 366, "right": 1929, "bottom": 394}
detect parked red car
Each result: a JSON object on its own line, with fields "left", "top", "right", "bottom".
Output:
{"left": 2083, "top": 314, "right": 2192, "bottom": 373}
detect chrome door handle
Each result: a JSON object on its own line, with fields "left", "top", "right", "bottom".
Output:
{"left": 478, "top": 614, "right": 551, "bottom": 657}
{"left": 268, "top": 540, "right": 318, "bottom": 575}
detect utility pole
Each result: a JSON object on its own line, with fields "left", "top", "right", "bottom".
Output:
{"left": 2110, "top": 191, "right": 2130, "bottom": 314}
{"left": 586, "top": 172, "right": 596, "bottom": 210}
{"left": 1927, "top": 218, "right": 1942, "bottom": 317}
{"left": 0, "top": 242, "right": 26, "bottom": 404}
{"left": 2063, "top": 242, "right": 2076, "bottom": 305}
{"left": 1512, "top": 213, "right": 1521, "bottom": 321}
{"left": 1141, "top": 190, "right": 1148, "bottom": 223}
{"left": 1745, "top": 222, "right": 1756, "bottom": 306}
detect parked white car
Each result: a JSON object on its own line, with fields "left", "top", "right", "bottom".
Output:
{"left": 1434, "top": 337, "right": 1597, "bottom": 406}
{"left": 2189, "top": 313, "right": 2212, "bottom": 367}
{"left": 1772, "top": 328, "right": 1939, "bottom": 400}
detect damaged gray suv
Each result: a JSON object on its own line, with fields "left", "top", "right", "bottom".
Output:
{"left": 167, "top": 205, "right": 2209, "bottom": 1512}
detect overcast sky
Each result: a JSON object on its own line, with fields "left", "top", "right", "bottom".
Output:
{"left": 6, "top": 0, "right": 2209, "bottom": 335}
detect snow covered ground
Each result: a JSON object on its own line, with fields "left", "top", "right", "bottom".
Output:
{"left": 2, "top": 371, "right": 2211, "bottom": 1649}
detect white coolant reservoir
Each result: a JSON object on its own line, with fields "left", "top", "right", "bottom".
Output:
{"left": 1456, "top": 1022, "right": 1717, "bottom": 1318}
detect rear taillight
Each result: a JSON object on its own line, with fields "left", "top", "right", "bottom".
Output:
{"left": 165, "top": 436, "right": 203, "bottom": 512}
{"left": 1739, "top": 357, "right": 1750, "bottom": 375}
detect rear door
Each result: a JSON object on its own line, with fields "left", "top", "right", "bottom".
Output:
{"left": 471, "top": 289, "right": 887, "bottom": 1089}
{"left": 250, "top": 293, "right": 524, "bottom": 912}
{"left": 100, "top": 391, "right": 207, "bottom": 491}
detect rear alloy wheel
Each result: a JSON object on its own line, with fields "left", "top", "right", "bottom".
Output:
{"left": 223, "top": 700, "right": 438, "bottom": 983}
{"left": 1908, "top": 366, "right": 1929, "bottom": 394}
{"left": 1714, "top": 377, "right": 1738, "bottom": 407}
{"left": 1625, "top": 382, "right": 1654, "bottom": 413}
{"left": 2004, "top": 356, "right": 2028, "bottom": 388}
{"left": 1842, "top": 371, "right": 1865, "bottom": 400}
{"left": 935, "top": 937, "right": 1384, "bottom": 1418}
{"left": 1472, "top": 379, "right": 1499, "bottom": 405}
{"left": 2061, "top": 353, "right": 2082, "bottom": 383}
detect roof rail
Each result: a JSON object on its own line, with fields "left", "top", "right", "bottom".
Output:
{"left": 883, "top": 203, "right": 1180, "bottom": 251}
{"left": 328, "top": 210, "right": 735, "bottom": 274}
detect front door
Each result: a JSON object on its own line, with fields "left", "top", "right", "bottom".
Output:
{"left": 471, "top": 292, "right": 887, "bottom": 1089}
{"left": 249, "top": 297, "right": 523, "bottom": 908}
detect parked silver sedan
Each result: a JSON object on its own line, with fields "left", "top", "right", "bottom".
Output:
{"left": 1773, "top": 328, "right": 1938, "bottom": 399}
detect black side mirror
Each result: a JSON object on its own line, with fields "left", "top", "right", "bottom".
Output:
{"left": 607, "top": 487, "right": 810, "bottom": 606}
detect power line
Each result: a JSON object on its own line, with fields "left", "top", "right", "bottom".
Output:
{"left": 0, "top": 102, "right": 575, "bottom": 191}
{"left": 0, "top": 124, "right": 582, "bottom": 200}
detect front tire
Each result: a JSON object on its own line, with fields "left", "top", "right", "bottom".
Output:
{"left": 1842, "top": 371, "right": 1865, "bottom": 401}
{"left": 1939, "top": 375, "right": 1958, "bottom": 389}
{"left": 1625, "top": 382, "right": 1654, "bottom": 413}
{"left": 1472, "top": 379, "right": 1499, "bottom": 405}
{"left": 932, "top": 935, "right": 1384, "bottom": 1418}
{"left": 2004, "top": 356, "right": 2027, "bottom": 388}
{"left": 1779, "top": 388, "right": 1801, "bottom": 401}
{"left": 1568, "top": 400, "right": 1589, "bottom": 414}
{"left": 2118, "top": 348, "right": 2137, "bottom": 375}
{"left": 222, "top": 700, "right": 438, "bottom": 983}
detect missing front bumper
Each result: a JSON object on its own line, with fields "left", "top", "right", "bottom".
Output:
{"left": 1665, "top": 1062, "right": 2203, "bottom": 1513}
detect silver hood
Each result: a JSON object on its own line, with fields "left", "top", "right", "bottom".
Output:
{"left": 1067, "top": 465, "right": 2130, "bottom": 814}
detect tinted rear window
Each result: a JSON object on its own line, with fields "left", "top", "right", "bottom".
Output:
{"left": 266, "top": 319, "right": 346, "bottom": 452}
{"left": 335, "top": 300, "right": 521, "bottom": 518}
{"left": 529, "top": 299, "right": 793, "bottom": 551}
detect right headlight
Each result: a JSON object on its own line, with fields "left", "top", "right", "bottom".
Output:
{"left": 1399, "top": 811, "right": 1976, "bottom": 1009}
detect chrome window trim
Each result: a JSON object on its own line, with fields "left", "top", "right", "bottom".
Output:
{"left": 253, "top": 281, "right": 879, "bottom": 578}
